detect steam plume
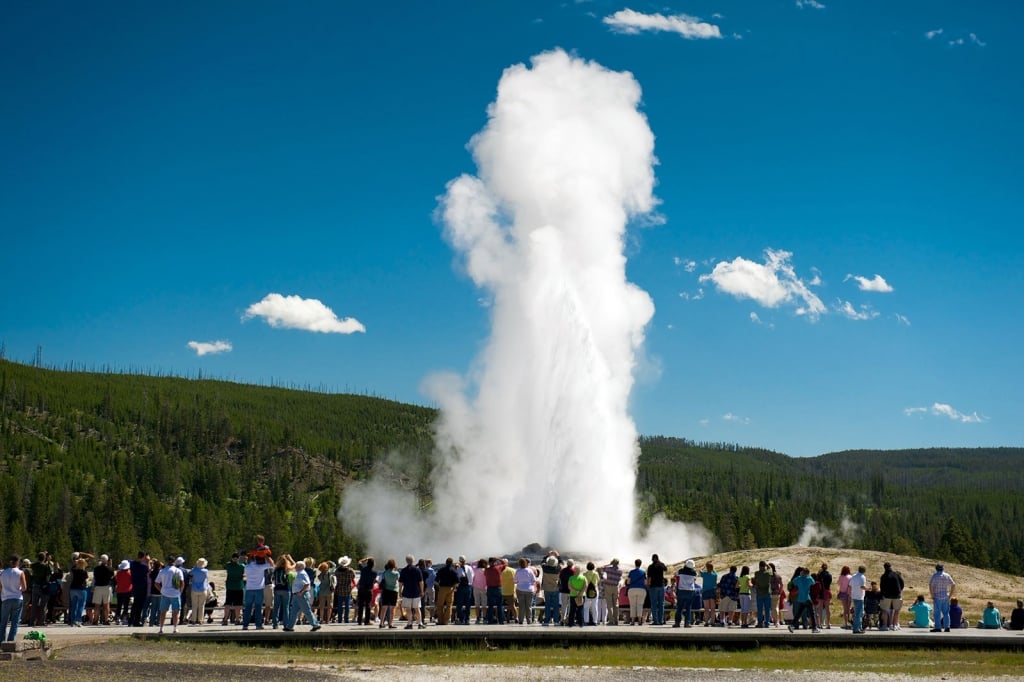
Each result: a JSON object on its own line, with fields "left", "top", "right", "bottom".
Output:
{"left": 342, "top": 50, "right": 710, "bottom": 560}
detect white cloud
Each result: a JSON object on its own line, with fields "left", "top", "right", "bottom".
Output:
{"left": 187, "top": 340, "right": 232, "bottom": 356}
{"left": 243, "top": 293, "right": 366, "bottom": 334}
{"left": 904, "top": 402, "right": 986, "bottom": 423}
{"left": 969, "top": 33, "right": 987, "bottom": 47}
{"left": 894, "top": 313, "right": 911, "bottom": 326}
{"left": 796, "top": 0, "right": 825, "bottom": 9}
{"left": 948, "top": 37, "right": 964, "bottom": 46}
{"left": 679, "top": 288, "right": 704, "bottom": 301}
{"left": 603, "top": 8, "right": 722, "bottom": 40}
{"left": 925, "top": 28, "right": 943, "bottom": 40}
{"left": 750, "top": 312, "right": 761, "bottom": 324}
{"left": 845, "top": 273, "right": 894, "bottom": 293}
{"left": 699, "top": 248, "right": 826, "bottom": 320}
{"left": 674, "top": 256, "right": 697, "bottom": 272}
{"left": 723, "top": 412, "right": 750, "bottom": 424}
{"left": 834, "top": 300, "right": 879, "bottom": 321}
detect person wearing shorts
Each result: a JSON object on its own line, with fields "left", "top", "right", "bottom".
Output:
{"left": 155, "top": 556, "right": 185, "bottom": 634}
{"left": 399, "top": 554, "right": 426, "bottom": 630}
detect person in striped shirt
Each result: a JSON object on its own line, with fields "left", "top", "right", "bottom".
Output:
{"left": 928, "top": 564, "right": 956, "bottom": 632}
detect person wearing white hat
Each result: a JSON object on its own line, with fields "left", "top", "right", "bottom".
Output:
{"left": 189, "top": 559, "right": 209, "bottom": 625}
{"left": 673, "top": 559, "right": 699, "bottom": 628}
{"left": 115, "top": 560, "right": 133, "bottom": 625}
{"left": 334, "top": 556, "right": 355, "bottom": 624}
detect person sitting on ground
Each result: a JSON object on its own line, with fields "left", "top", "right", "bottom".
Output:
{"left": 949, "top": 597, "right": 966, "bottom": 628}
{"left": 864, "top": 581, "right": 882, "bottom": 630}
{"left": 907, "top": 594, "right": 933, "bottom": 628}
{"left": 1008, "top": 599, "right": 1024, "bottom": 631}
{"left": 979, "top": 601, "right": 1001, "bottom": 629}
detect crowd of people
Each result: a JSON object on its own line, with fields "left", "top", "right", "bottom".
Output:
{"left": 3, "top": 539, "right": 1024, "bottom": 642}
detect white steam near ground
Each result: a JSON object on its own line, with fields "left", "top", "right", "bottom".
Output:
{"left": 340, "top": 50, "right": 711, "bottom": 562}
{"left": 796, "top": 516, "right": 862, "bottom": 548}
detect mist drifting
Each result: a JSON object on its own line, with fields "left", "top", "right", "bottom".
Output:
{"left": 341, "top": 50, "right": 710, "bottom": 561}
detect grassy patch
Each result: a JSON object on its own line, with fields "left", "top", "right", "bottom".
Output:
{"left": 88, "top": 640, "right": 1024, "bottom": 675}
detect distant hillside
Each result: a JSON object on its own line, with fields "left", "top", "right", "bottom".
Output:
{"left": 1, "top": 361, "right": 1021, "bottom": 575}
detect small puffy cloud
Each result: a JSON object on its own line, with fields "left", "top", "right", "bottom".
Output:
{"left": 603, "top": 8, "right": 722, "bottom": 40}
{"left": 834, "top": 300, "right": 880, "bottom": 321}
{"left": 969, "top": 33, "right": 987, "bottom": 47}
{"left": 844, "top": 273, "right": 894, "bottom": 293}
{"left": 674, "top": 256, "right": 697, "bottom": 272}
{"left": 949, "top": 37, "right": 964, "bottom": 46}
{"left": 243, "top": 293, "right": 366, "bottom": 334}
{"left": 750, "top": 312, "right": 761, "bottom": 324}
{"left": 187, "top": 340, "right": 232, "bottom": 356}
{"left": 796, "top": 0, "right": 825, "bottom": 9}
{"left": 925, "top": 28, "right": 943, "bottom": 40}
{"left": 699, "top": 248, "right": 826, "bottom": 320}
{"left": 679, "top": 288, "right": 704, "bottom": 301}
{"left": 723, "top": 412, "right": 750, "bottom": 425}
{"left": 904, "top": 402, "right": 986, "bottom": 423}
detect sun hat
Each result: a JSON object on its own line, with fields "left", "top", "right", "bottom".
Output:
{"left": 118, "top": 560, "right": 130, "bottom": 570}
{"left": 197, "top": 558, "right": 207, "bottom": 568}
{"left": 339, "top": 556, "right": 351, "bottom": 567}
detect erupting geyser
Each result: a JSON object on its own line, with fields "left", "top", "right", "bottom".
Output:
{"left": 341, "top": 49, "right": 711, "bottom": 561}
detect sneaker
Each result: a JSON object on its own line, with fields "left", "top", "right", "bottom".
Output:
{"left": 311, "top": 625, "right": 321, "bottom": 632}
{"left": 812, "top": 628, "right": 821, "bottom": 633}
{"left": 404, "top": 624, "right": 413, "bottom": 630}
{"left": 672, "top": 624, "right": 680, "bottom": 628}
{"left": 930, "top": 628, "right": 942, "bottom": 633}
{"left": 944, "top": 628, "right": 950, "bottom": 632}
{"left": 787, "top": 625, "right": 795, "bottom": 633}
{"left": 418, "top": 624, "right": 426, "bottom": 629}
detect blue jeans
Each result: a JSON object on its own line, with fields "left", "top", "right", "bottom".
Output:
{"left": 335, "top": 592, "right": 351, "bottom": 623}
{"left": 147, "top": 595, "right": 161, "bottom": 625}
{"left": 243, "top": 589, "right": 264, "bottom": 629}
{"left": 485, "top": 586, "right": 504, "bottom": 624}
{"left": 272, "top": 589, "right": 290, "bottom": 628}
{"left": 455, "top": 584, "right": 473, "bottom": 624}
{"left": 543, "top": 590, "right": 561, "bottom": 624}
{"left": 70, "top": 589, "right": 87, "bottom": 625}
{"left": 756, "top": 595, "right": 772, "bottom": 627}
{"left": 675, "top": 590, "right": 694, "bottom": 625}
{"left": 934, "top": 598, "right": 950, "bottom": 630}
{"left": 287, "top": 592, "right": 318, "bottom": 629}
{"left": 1, "top": 599, "right": 24, "bottom": 641}
{"left": 852, "top": 599, "right": 865, "bottom": 633}
{"left": 649, "top": 586, "right": 665, "bottom": 624}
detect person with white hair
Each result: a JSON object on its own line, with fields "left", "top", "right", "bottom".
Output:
{"left": 188, "top": 558, "right": 209, "bottom": 625}
{"left": 398, "top": 554, "right": 426, "bottom": 630}
{"left": 284, "top": 560, "right": 321, "bottom": 632}
{"left": 92, "top": 554, "right": 115, "bottom": 625}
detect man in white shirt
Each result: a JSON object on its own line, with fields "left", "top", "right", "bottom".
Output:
{"left": 155, "top": 555, "right": 186, "bottom": 634}
{"left": 848, "top": 565, "right": 868, "bottom": 634}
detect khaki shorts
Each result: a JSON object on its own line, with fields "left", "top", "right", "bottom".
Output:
{"left": 880, "top": 597, "right": 902, "bottom": 611}
{"left": 93, "top": 585, "right": 112, "bottom": 605}
{"left": 719, "top": 597, "right": 738, "bottom": 613}
{"left": 401, "top": 597, "right": 421, "bottom": 610}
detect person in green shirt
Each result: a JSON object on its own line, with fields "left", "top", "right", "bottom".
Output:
{"left": 907, "top": 595, "right": 933, "bottom": 628}
{"left": 222, "top": 553, "right": 245, "bottom": 625}
{"left": 567, "top": 567, "right": 587, "bottom": 628}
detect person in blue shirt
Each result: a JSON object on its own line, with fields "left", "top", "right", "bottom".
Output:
{"left": 980, "top": 602, "right": 1001, "bottom": 629}
{"left": 788, "top": 567, "right": 819, "bottom": 633}
{"left": 700, "top": 562, "right": 718, "bottom": 626}
{"left": 626, "top": 559, "right": 646, "bottom": 626}
{"left": 907, "top": 594, "right": 933, "bottom": 628}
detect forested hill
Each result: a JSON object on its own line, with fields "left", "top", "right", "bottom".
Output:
{"left": 1, "top": 360, "right": 1021, "bottom": 575}
{"left": 638, "top": 437, "right": 1024, "bottom": 575}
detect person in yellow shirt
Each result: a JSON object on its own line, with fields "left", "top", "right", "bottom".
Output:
{"left": 582, "top": 562, "right": 601, "bottom": 626}
{"left": 501, "top": 559, "right": 518, "bottom": 623}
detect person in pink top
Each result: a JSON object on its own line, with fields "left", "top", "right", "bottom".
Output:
{"left": 471, "top": 559, "right": 488, "bottom": 624}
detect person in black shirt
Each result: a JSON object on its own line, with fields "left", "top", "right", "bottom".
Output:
{"left": 647, "top": 554, "right": 668, "bottom": 625}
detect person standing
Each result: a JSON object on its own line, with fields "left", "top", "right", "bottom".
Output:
{"left": 129, "top": 551, "right": 151, "bottom": 627}
{"left": 188, "top": 558, "right": 209, "bottom": 625}
{"left": 434, "top": 557, "right": 459, "bottom": 625}
{"left": 928, "top": 563, "right": 956, "bottom": 632}
{"left": 753, "top": 561, "right": 773, "bottom": 628}
{"left": 242, "top": 553, "right": 271, "bottom": 630}
{"left": 581, "top": 561, "right": 600, "bottom": 626}
{"left": 68, "top": 558, "right": 89, "bottom": 627}
{"left": 0, "top": 555, "right": 26, "bottom": 641}
{"left": 28, "top": 552, "right": 53, "bottom": 627}
{"left": 114, "top": 560, "right": 133, "bottom": 624}
{"left": 454, "top": 557, "right": 474, "bottom": 625}
{"left": 270, "top": 555, "right": 294, "bottom": 630}
{"left": 334, "top": 556, "right": 356, "bottom": 624}
{"left": 646, "top": 554, "right": 668, "bottom": 626}
{"left": 600, "top": 558, "right": 622, "bottom": 626}
{"left": 355, "top": 557, "right": 376, "bottom": 625}
{"left": 155, "top": 555, "right": 185, "bottom": 635}
{"left": 222, "top": 552, "right": 245, "bottom": 626}
{"left": 816, "top": 563, "right": 833, "bottom": 629}
{"left": 398, "top": 555, "right": 426, "bottom": 630}
{"left": 626, "top": 559, "right": 646, "bottom": 626}
{"left": 514, "top": 558, "right": 538, "bottom": 625}
{"left": 567, "top": 566, "right": 587, "bottom": 628}
{"left": 788, "top": 567, "right": 820, "bottom": 633}
{"left": 483, "top": 558, "right": 505, "bottom": 625}
{"left": 673, "top": 559, "right": 699, "bottom": 628}
{"left": 285, "top": 560, "right": 321, "bottom": 632}
{"left": 879, "top": 562, "right": 904, "bottom": 631}
{"left": 848, "top": 565, "right": 867, "bottom": 634}
{"left": 700, "top": 562, "right": 718, "bottom": 627}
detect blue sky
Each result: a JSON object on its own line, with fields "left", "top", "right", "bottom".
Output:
{"left": 3, "top": 0, "right": 1021, "bottom": 457}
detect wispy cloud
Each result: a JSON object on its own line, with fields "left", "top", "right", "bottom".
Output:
{"left": 834, "top": 300, "right": 879, "bottom": 321}
{"left": 925, "top": 28, "right": 943, "bottom": 40}
{"left": 905, "top": 402, "right": 986, "bottom": 423}
{"left": 844, "top": 273, "right": 894, "bottom": 293}
{"left": 947, "top": 32, "right": 987, "bottom": 48}
{"left": 187, "top": 340, "right": 232, "bottom": 356}
{"left": 674, "top": 256, "right": 697, "bottom": 273}
{"left": 679, "top": 288, "right": 704, "bottom": 301}
{"left": 243, "top": 293, "right": 366, "bottom": 334}
{"left": 603, "top": 8, "right": 722, "bottom": 40}
{"left": 723, "top": 412, "right": 751, "bottom": 424}
{"left": 699, "top": 248, "right": 826, "bottom": 320}
{"left": 969, "top": 32, "right": 987, "bottom": 47}
{"left": 795, "top": 0, "right": 825, "bottom": 9}
{"left": 894, "top": 313, "right": 911, "bottom": 326}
